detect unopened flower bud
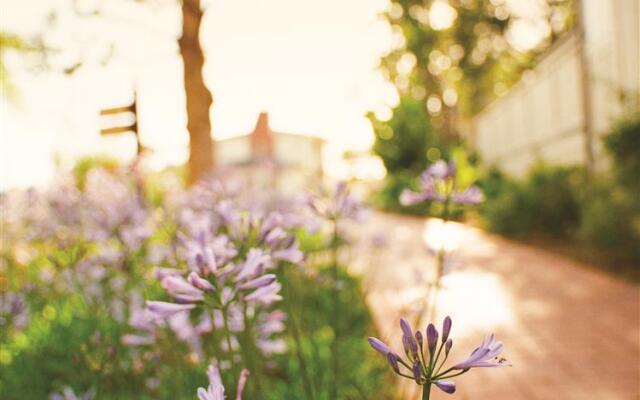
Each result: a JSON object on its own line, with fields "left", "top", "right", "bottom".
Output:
{"left": 412, "top": 360, "right": 423, "bottom": 384}
{"left": 427, "top": 323, "right": 438, "bottom": 353}
{"left": 445, "top": 338, "right": 453, "bottom": 355}
{"left": 386, "top": 352, "right": 400, "bottom": 373}
{"left": 442, "top": 316, "right": 452, "bottom": 343}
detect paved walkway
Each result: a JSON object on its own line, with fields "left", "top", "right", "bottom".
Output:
{"left": 350, "top": 212, "right": 640, "bottom": 400}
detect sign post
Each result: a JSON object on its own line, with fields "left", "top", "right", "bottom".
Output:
{"left": 99, "top": 91, "right": 143, "bottom": 156}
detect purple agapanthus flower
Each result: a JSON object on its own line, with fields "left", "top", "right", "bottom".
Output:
{"left": 399, "top": 159, "right": 484, "bottom": 207}
{"left": 306, "top": 181, "right": 368, "bottom": 221}
{"left": 367, "top": 316, "right": 509, "bottom": 397}
{"left": 453, "top": 334, "right": 510, "bottom": 369}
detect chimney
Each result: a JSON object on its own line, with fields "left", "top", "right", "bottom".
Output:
{"left": 250, "top": 112, "right": 274, "bottom": 160}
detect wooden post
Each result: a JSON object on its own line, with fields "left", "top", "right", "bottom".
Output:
{"left": 99, "top": 90, "right": 143, "bottom": 156}
{"left": 575, "top": 0, "right": 595, "bottom": 175}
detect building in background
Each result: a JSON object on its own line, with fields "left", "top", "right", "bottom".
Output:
{"left": 469, "top": 0, "right": 639, "bottom": 177}
{"left": 215, "top": 112, "right": 324, "bottom": 193}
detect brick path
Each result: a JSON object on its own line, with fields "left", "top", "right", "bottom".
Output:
{"left": 350, "top": 212, "right": 640, "bottom": 400}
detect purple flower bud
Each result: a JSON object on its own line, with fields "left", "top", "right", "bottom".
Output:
{"left": 415, "top": 330, "right": 423, "bottom": 347}
{"left": 427, "top": 323, "right": 438, "bottom": 352}
{"left": 387, "top": 352, "right": 400, "bottom": 373}
{"left": 400, "top": 318, "right": 412, "bottom": 338}
{"left": 442, "top": 316, "right": 452, "bottom": 343}
{"left": 162, "top": 276, "right": 203, "bottom": 298}
{"left": 239, "top": 274, "right": 277, "bottom": 290}
{"left": 173, "top": 294, "right": 205, "bottom": 303}
{"left": 188, "top": 272, "right": 215, "bottom": 292}
{"left": 412, "top": 360, "right": 422, "bottom": 383}
{"left": 402, "top": 334, "right": 411, "bottom": 355}
{"left": 146, "top": 301, "right": 195, "bottom": 318}
{"left": 244, "top": 281, "right": 282, "bottom": 305}
{"left": 435, "top": 380, "right": 456, "bottom": 394}
{"left": 368, "top": 337, "right": 392, "bottom": 355}
{"left": 445, "top": 338, "right": 453, "bottom": 355}
{"left": 400, "top": 318, "right": 418, "bottom": 357}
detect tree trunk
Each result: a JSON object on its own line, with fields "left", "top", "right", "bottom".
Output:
{"left": 179, "top": 0, "right": 214, "bottom": 185}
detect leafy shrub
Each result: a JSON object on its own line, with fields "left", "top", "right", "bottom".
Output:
{"left": 479, "top": 176, "right": 535, "bottom": 236}
{"left": 480, "top": 165, "right": 584, "bottom": 237}
{"left": 603, "top": 113, "right": 640, "bottom": 189}
{"left": 525, "top": 165, "right": 584, "bottom": 235}
{"left": 577, "top": 179, "right": 640, "bottom": 266}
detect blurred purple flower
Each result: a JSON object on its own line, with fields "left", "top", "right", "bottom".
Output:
{"left": 146, "top": 301, "right": 195, "bottom": 318}
{"left": 399, "top": 159, "right": 484, "bottom": 207}
{"left": 197, "top": 362, "right": 249, "bottom": 400}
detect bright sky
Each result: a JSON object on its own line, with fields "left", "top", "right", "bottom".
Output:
{"left": 0, "top": 0, "right": 549, "bottom": 190}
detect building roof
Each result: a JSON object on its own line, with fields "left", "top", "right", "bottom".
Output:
{"left": 216, "top": 112, "right": 325, "bottom": 145}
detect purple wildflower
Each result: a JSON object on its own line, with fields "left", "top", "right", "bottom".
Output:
{"left": 367, "top": 316, "right": 509, "bottom": 397}
{"left": 146, "top": 301, "right": 196, "bottom": 318}
{"left": 399, "top": 159, "right": 484, "bottom": 207}
{"left": 453, "top": 334, "right": 510, "bottom": 369}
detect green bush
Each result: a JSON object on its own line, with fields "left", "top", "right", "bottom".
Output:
{"left": 479, "top": 165, "right": 584, "bottom": 237}
{"left": 576, "top": 180, "right": 640, "bottom": 270}
{"left": 371, "top": 172, "right": 431, "bottom": 216}
{"left": 603, "top": 113, "right": 640, "bottom": 189}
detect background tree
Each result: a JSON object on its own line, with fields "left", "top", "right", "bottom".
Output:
{"left": 2, "top": 0, "right": 215, "bottom": 184}
{"left": 179, "top": 0, "right": 214, "bottom": 185}
{"left": 370, "top": 0, "right": 573, "bottom": 183}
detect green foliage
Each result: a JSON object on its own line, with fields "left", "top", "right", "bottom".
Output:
{"left": 1, "top": 32, "right": 28, "bottom": 98}
{"left": 603, "top": 113, "right": 640, "bottom": 189}
{"left": 72, "top": 156, "right": 121, "bottom": 190}
{"left": 0, "top": 258, "right": 390, "bottom": 400}
{"left": 479, "top": 165, "right": 584, "bottom": 237}
{"left": 478, "top": 172, "right": 534, "bottom": 236}
{"left": 370, "top": 94, "right": 446, "bottom": 174}
{"left": 576, "top": 180, "right": 640, "bottom": 259}
{"left": 266, "top": 266, "right": 393, "bottom": 400}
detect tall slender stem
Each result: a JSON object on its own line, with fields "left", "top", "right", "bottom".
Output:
{"left": 331, "top": 217, "right": 340, "bottom": 399}
{"left": 282, "top": 267, "right": 317, "bottom": 400}
{"left": 422, "top": 383, "right": 432, "bottom": 400}
{"left": 221, "top": 305, "right": 239, "bottom": 380}
{"left": 241, "top": 303, "right": 262, "bottom": 395}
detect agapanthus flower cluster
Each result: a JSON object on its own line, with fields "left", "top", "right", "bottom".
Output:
{"left": 400, "top": 160, "right": 484, "bottom": 207}
{"left": 368, "top": 316, "right": 509, "bottom": 397}
{"left": 147, "top": 246, "right": 283, "bottom": 319}
{"left": 306, "top": 181, "right": 368, "bottom": 222}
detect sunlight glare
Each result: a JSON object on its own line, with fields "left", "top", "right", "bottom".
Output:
{"left": 429, "top": 0, "right": 457, "bottom": 31}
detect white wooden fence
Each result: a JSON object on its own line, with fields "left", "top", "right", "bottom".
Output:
{"left": 470, "top": 0, "right": 639, "bottom": 177}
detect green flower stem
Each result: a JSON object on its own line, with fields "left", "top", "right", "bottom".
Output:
{"left": 422, "top": 383, "right": 432, "bottom": 400}
{"left": 241, "top": 303, "right": 262, "bottom": 395}
{"left": 221, "top": 304, "right": 239, "bottom": 376}
{"left": 331, "top": 217, "right": 340, "bottom": 399}
{"left": 281, "top": 266, "right": 317, "bottom": 400}
{"left": 434, "top": 368, "right": 469, "bottom": 380}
